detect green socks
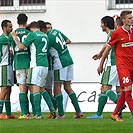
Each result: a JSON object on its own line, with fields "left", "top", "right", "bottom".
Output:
{"left": 96, "top": 92, "right": 107, "bottom": 116}
{"left": 25, "top": 95, "right": 30, "bottom": 114}
{"left": 19, "top": 92, "right": 28, "bottom": 115}
{"left": 69, "top": 92, "right": 81, "bottom": 113}
{"left": 105, "top": 89, "right": 118, "bottom": 103}
{"left": 55, "top": 94, "right": 64, "bottom": 116}
{"left": 51, "top": 96, "right": 57, "bottom": 110}
{"left": 33, "top": 92, "right": 41, "bottom": 116}
{"left": 96, "top": 90, "right": 119, "bottom": 116}
{"left": 117, "top": 91, "right": 122, "bottom": 115}
{"left": 41, "top": 90, "right": 54, "bottom": 111}
{"left": 96, "top": 90, "right": 118, "bottom": 116}
{"left": 30, "top": 93, "right": 36, "bottom": 115}
{"left": 4, "top": 99, "right": 11, "bottom": 116}
{"left": 0, "top": 100, "right": 4, "bottom": 114}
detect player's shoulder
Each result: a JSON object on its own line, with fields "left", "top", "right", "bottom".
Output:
{"left": 0, "top": 34, "right": 6, "bottom": 40}
{"left": 115, "top": 26, "right": 122, "bottom": 32}
{"left": 0, "top": 34, "right": 3, "bottom": 38}
{"left": 0, "top": 34, "right": 8, "bottom": 44}
{"left": 49, "top": 29, "right": 60, "bottom": 34}
{"left": 0, "top": 34, "right": 2, "bottom": 42}
{"left": 111, "top": 27, "right": 122, "bottom": 36}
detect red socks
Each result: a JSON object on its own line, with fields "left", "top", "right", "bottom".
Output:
{"left": 125, "top": 90, "right": 133, "bottom": 116}
{"left": 113, "top": 90, "right": 133, "bottom": 116}
{"left": 112, "top": 90, "right": 125, "bottom": 115}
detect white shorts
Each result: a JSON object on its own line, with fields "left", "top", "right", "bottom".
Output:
{"left": 27, "top": 66, "right": 48, "bottom": 87}
{"left": 45, "top": 70, "right": 54, "bottom": 89}
{"left": 100, "top": 65, "right": 120, "bottom": 86}
{"left": 0, "top": 65, "right": 14, "bottom": 86}
{"left": 16, "top": 69, "right": 29, "bottom": 84}
{"left": 54, "top": 65, "right": 74, "bottom": 82}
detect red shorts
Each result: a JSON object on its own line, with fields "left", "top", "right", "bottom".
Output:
{"left": 117, "top": 68, "right": 133, "bottom": 88}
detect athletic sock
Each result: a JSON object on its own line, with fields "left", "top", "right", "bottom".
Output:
{"left": 55, "top": 94, "right": 64, "bottom": 116}
{"left": 25, "top": 95, "right": 30, "bottom": 115}
{"left": 113, "top": 90, "right": 125, "bottom": 115}
{"left": 105, "top": 89, "right": 118, "bottom": 103}
{"left": 0, "top": 100, "right": 4, "bottom": 114}
{"left": 19, "top": 92, "right": 28, "bottom": 115}
{"left": 69, "top": 92, "right": 81, "bottom": 113}
{"left": 51, "top": 95, "right": 57, "bottom": 110}
{"left": 117, "top": 91, "right": 122, "bottom": 115}
{"left": 33, "top": 92, "right": 41, "bottom": 116}
{"left": 125, "top": 90, "right": 133, "bottom": 116}
{"left": 41, "top": 90, "right": 54, "bottom": 111}
{"left": 30, "top": 93, "right": 36, "bottom": 115}
{"left": 4, "top": 99, "right": 11, "bottom": 116}
{"left": 96, "top": 92, "right": 107, "bottom": 116}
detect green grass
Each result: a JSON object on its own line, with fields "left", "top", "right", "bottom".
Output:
{"left": 0, "top": 112, "right": 133, "bottom": 133}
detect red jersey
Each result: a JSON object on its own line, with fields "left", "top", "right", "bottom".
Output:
{"left": 107, "top": 26, "right": 133, "bottom": 70}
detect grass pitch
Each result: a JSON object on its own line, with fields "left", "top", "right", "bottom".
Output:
{"left": 0, "top": 112, "right": 133, "bottom": 133}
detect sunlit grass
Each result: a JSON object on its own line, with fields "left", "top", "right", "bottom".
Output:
{"left": 0, "top": 112, "right": 133, "bottom": 133}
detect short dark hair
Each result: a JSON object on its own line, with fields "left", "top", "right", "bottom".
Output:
{"left": 37, "top": 20, "right": 47, "bottom": 31}
{"left": 1, "top": 20, "right": 11, "bottom": 29}
{"left": 101, "top": 16, "right": 114, "bottom": 29}
{"left": 17, "top": 13, "right": 28, "bottom": 25}
{"left": 29, "top": 21, "right": 39, "bottom": 29}
{"left": 45, "top": 22, "right": 52, "bottom": 25}
{"left": 120, "top": 10, "right": 132, "bottom": 19}
{"left": 115, "top": 17, "right": 123, "bottom": 26}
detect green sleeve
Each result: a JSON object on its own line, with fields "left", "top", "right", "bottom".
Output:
{"left": 22, "top": 32, "right": 35, "bottom": 47}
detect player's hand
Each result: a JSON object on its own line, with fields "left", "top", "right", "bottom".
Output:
{"left": 97, "top": 65, "right": 103, "bottom": 75}
{"left": 92, "top": 53, "right": 101, "bottom": 60}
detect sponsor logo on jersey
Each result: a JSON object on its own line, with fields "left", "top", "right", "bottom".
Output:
{"left": 122, "top": 42, "right": 133, "bottom": 47}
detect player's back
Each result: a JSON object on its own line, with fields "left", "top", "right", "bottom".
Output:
{"left": 47, "top": 29, "right": 73, "bottom": 69}
{"left": 9, "top": 28, "right": 31, "bottom": 70}
{"left": 23, "top": 30, "right": 49, "bottom": 68}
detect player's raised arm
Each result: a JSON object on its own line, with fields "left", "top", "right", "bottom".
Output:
{"left": 11, "top": 31, "right": 26, "bottom": 50}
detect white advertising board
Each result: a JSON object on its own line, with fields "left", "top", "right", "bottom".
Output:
{"left": 6, "top": 83, "right": 130, "bottom": 113}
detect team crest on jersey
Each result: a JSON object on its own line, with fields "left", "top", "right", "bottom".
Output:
{"left": 122, "top": 42, "right": 133, "bottom": 47}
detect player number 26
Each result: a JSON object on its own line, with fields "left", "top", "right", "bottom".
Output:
{"left": 122, "top": 77, "right": 129, "bottom": 83}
